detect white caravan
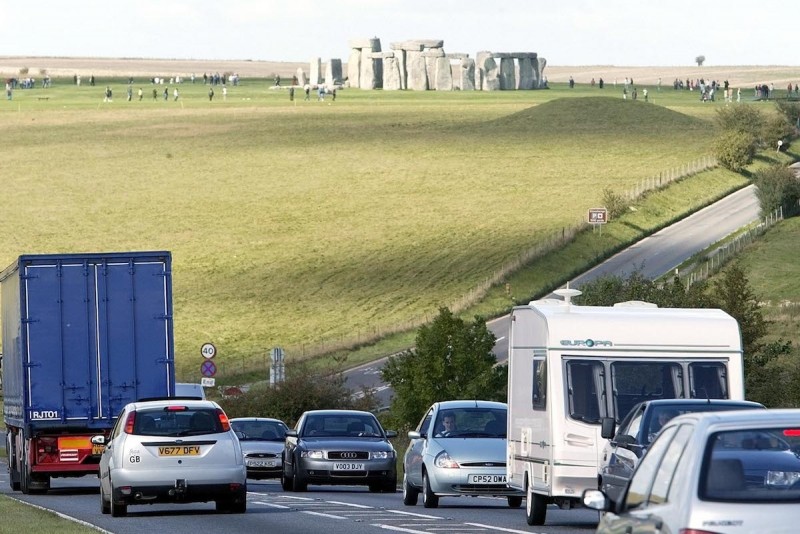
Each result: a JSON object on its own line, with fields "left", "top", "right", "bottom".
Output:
{"left": 506, "top": 289, "right": 744, "bottom": 526}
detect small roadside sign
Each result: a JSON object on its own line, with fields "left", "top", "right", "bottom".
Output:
{"left": 201, "top": 377, "right": 215, "bottom": 387}
{"left": 201, "top": 342, "right": 216, "bottom": 359}
{"left": 588, "top": 208, "right": 608, "bottom": 224}
{"left": 200, "top": 360, "right": 217, "bottom": 377}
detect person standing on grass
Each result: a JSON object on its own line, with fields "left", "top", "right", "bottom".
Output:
{"left": 208, "top": 87, "right": 214, "bottom": 101}
{"left": 173, "top": 87, "right": 179, "bottom": 101}
{"left": 138, "top": 87, "right": 143, "bottom": 101}
{"left": 127, "top": 85, "right": 133, "bottom": 102}
{"left": 222, "top": 86, "right": 227, "bottom": 100}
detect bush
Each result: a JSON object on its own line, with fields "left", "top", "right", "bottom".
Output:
{"left": 712, "top": 130, "right": 756, "bottom": 171}
{"left": 762, "top": 114, "right": 795, "bottom": 149}
{"left": 715, "top": 105, "right": 766, "bottom": 143}
{"left": 753, "top": 164, "right": 800, "bottom": 217}
{"left": 602, "top": 188, "right": 629, "bottom": 219}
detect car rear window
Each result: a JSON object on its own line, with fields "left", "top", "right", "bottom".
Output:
{"left": 701, "top": 427, "right": 800, "bottom": 502}
{"left": 133, "top": 407, "right": 224, "bottom": 436}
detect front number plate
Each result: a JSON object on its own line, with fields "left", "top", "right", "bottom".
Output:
{"left": 468, "top": 474, "right": 506, "bottom": 484}
{"left": 158, "top": 446, "right": 201, "bottom": 456}
{"left": 333, "top": 462, "right": 365, "bottom": 471}
{"left": 247, "top": 459, "right": 277, "bottom": 467}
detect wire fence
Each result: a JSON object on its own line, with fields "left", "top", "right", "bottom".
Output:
{"left": 681, "top": 206, "right": 783, "bottom": 288}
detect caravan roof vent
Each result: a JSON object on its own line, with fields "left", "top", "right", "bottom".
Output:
{"left": 553, "top": 287, "right": 582, "bottom": 305}
{"left": 613, "top": 300, "right": 658, "bottom": 308}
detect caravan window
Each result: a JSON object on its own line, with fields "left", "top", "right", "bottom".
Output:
{"left": 611, "top": 362, "right": 684, "bottom": 419}
{"left": 532, "top": 359, "right": 546, "bottom": 410}
{"left": 688, "top": 362, "right": 728, "bottom": 399}
{"left": 566, "top": 360, "right": 606, "bottom": 423}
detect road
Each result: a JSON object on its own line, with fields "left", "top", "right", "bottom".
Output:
{"left": 346, "top": 185, "right": 761, "bottom": 406}
{"left": 0, "top": 468, "right": 599, "bottom": 534}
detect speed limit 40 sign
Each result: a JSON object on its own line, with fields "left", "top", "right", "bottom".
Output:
{"left": 201, "top": 342, "right": 217, "bottom": 359}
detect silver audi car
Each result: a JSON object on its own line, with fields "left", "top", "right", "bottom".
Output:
{"left": 92, "top": 399, "right": 247, "bottom": 516}
{"left": 403, "top": 400, "right": 524, "bottom": 508}
{"left": 281, "top": 409, "right": 397, "bottom": 492}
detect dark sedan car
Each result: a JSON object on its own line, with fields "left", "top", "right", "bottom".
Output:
{"left": 598, "top": 398, "right": 764, "bottom": 501}
{"left": 281, "top": 409, "right": 397, "bottom": 493}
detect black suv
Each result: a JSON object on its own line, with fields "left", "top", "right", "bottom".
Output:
{"left": 598, "top": 398, "right": 764, "bottom": 502}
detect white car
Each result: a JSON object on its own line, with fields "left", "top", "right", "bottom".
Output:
{"left": 403, "top": 400, "right": 524, "bottom": 508}
{"left": 92, "top": 398, "right": 246, "bottom": 517}
{"left": 585, "top": 409, "right": 800, "bottom": 534}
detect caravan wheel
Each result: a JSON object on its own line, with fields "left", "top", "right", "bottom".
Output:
{"left": 526, "top": 484, "right": 547, "bottom": 526}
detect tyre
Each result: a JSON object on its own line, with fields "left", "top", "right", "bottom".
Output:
{"left": 20, "top": 451, "right": 29, "bottom": 495}
{"left": 525, "top": 484, "right": 546, "bottom": 526}
{"left": 422, "top": 471, "right": 439, "bottom": 509}
{"left": 402, "top": 473, "right": 419, "bottom": 506}
{"left": 291, "top": 460, "right": 307, "bottom": 492}
{"left": 507, "top": 496, "right": 523, "bottom": 508}
{"left": 110, "top": 495, "right": 128, "bottom": 517}
{"left": 100, "top": 484, "right": 110, "bottom": 515}
{"left": 281, "top": 468, "right": 293, "bottom": 491}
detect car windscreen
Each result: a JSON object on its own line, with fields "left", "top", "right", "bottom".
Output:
{"left": 231, "top": 420, "right": 287, "bottom": 441}
{"left": 433, "top": 407, "right": 507, "bottom": 438}
{"left": 301, "top": 415, "right": 383, "bottom": 438}
{"left": 702, "top": 427, "right": 800, "bottom": 502}
{"left": 133, "top": 407, "right": 224, "bottom": 436}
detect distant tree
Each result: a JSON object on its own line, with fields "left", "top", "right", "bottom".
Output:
{"left": 695, "top": 55, "right": 706, "bottom": 67}
{"left": 709, "top": 262, "right": 767, "bottom": 358}
{"left": 381, "top": 307, "right": 506, "bottom": 428}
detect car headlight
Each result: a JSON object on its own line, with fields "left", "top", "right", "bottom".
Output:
{"left": 371, "top": 451, "right": 395, "bottom": 460}
{"left": 766, "top": 470, "right": 800, "bottom": 487}
{"left": 300, "top": 450, "right": 325, "bottom": 459}
{"left": 434, "top": 451, "right": 460, "bottom": 469}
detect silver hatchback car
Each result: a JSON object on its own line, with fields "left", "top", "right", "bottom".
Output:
{"left": 92, "top": 399, "right": 247, "bottom": 516}
{"left": 403, "top": 400, "right": 524, "bottom": 508}
{"left": 585, "top": 409, "right": 800, "bottom": 534}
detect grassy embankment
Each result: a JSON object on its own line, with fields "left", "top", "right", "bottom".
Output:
{"left": 0, "top": 79, "right": 783, "bottom": 382}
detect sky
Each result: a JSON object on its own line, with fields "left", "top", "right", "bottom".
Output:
{"left": 1, "top": 0, "right": 797, "bottom": 66}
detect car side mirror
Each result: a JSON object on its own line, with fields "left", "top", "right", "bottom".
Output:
{"left": 385, "top": 430, "right": 397, "bottom": 438}
{"left": 600, "top": 417, "right": 616, "bottom": 439}
{"left": 91, "top": 435, "right": 106, "bottom": 446}
{"left": 285, "top": 429, "right": 298, "bottom": 438}
{"left": 407, "top": 430, "right": 421, "bottom": 440}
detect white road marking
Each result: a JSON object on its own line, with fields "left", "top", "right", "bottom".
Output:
{"left": 464, "top": 523, "right": 540, "bottom": 533}
{"left": 386, "top": 509, "right": 443, "bottom": 519}
{"left": 302, "top": 510, "right": 348, "bottom": 519}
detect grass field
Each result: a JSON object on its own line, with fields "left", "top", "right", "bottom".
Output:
{"left": 0, "top": 76, "right": 790, "bottom": 379}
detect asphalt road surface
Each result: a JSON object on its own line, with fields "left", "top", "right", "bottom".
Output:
{"left": 347, "top": 185, "right": 761, "bottom": 407}
{"left": 0, "top": 468, "right": 599, "bottom": 534}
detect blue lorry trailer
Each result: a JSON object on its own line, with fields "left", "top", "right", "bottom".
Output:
{"left": 1, "top": 251, "right": 175, "bottom": 493}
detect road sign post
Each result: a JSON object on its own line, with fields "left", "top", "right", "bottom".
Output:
{"left": 588, "top": 207, "right": 609, "bottom": 235}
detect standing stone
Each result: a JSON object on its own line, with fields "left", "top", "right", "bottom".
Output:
{"left": 475, "top": 51, "right": 492, "bottom": 91}
{"left": 309, "top": 57, "right": 321, "bottom": 84}
{"left": 347, "top": 48, "right": 361, "bottom": 88}
{"left": 434, "top": 57, "right": 453, "bottom": 90}
{"left": 296, "top": 68, "right": 307, "bottom": 86}
{"left": 326, "top": 58, "right": 343, "bottom": 86}
{"left": 517, "top": 57, "right": 534, "bottom": 89}
{"left": 499, "top": 57, "right": 516, "bottom": 90}
{"left": 422, "top": 48, "right": 445, "bottom": 90}
{"left": 536, "top": 57, "right": 547, "bottom": 88}
{"left": 383, "top": 57, "right": 402, "bottom": 90}
{"left": 408, "top": 54, "right": 429, "bottom": 90}
{"left": 459, "top": 58, "right": 476, "bottom": 91}
{"left": 482, "top": 56, "right": 500, "bottom": 91}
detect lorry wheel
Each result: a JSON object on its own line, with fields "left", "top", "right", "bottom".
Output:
{"left": 8, "top": 437, "right": 20, "bottom": 491}
{"left": 20, "top": 453, "right": 30, "bottom": 495}
{"left": 525, "top": 485, "right": 547, "bottom": 526}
